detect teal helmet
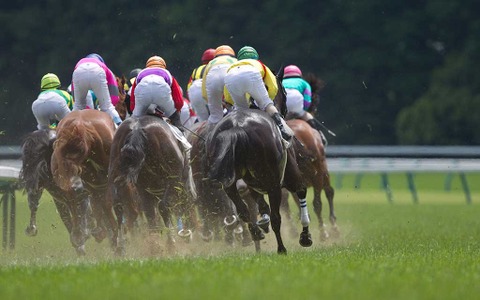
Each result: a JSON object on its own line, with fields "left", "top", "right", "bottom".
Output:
{"left": 237, "top": 46, "right": 259, "bottom": 60}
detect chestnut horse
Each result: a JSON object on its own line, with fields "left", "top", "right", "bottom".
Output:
{"left": 109, "top": 115, "right": 197, "bottom": 255}
{"left": 283, "top": 119, "right": 338, "bottom": 240}
{"left": 51, "top": 109, "right": 117, "bottom": 255}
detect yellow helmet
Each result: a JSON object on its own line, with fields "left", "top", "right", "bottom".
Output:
{"left": 146, "top": 56, "right": 166, "bottom": 69}
{"left": 214, "top": 45, "right": 235, "bottom": 57}
{"left": 41, "top": 73, "right": 61, "bottom": 90}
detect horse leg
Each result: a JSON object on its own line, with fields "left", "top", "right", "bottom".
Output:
{"left": 25, "top": 189, "right": 42, "bottom": 236}
{"left": 89, "top": 193, "right": 109, "bottom": 243}
{"left": 224, "top": 185, "right": 264, "bottom": 245}
{"left": 280, "top": 189, "right": 298, "bottom": 237}
{"left": 296, "top": 188, "right": 313, "bottom": 247}
{"left": 249, "top": 189, "right": 271, "bottom": 233}
{"left": 112, "top": 183, "right": 127, "bottom": 256}
{"left": 324, "top": 182, "right": 339, "bottom": 238}
{"left": 267, "top": 187, "right": 287, "bottom": 254}
{"left": 52, "top": 197, "right": 73, "bottom": 234}
{"left": 312, "top": 185, "right": 329, "bottom": 241}
{"left": 70, "top": 191, "right": 90, "bottom": 256}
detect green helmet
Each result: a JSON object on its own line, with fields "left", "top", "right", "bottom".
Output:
{"left": 41, "top": 73, "right": 61, "bottom": 90}
{"left": 237, "top": 46, "right": 259, "bottom": 60}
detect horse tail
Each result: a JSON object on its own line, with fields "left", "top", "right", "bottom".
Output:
{"left": 19, "top": 130, "right": 53, "bottom": 193}
{"left": 207, "top": 127, "right": 249, "bottom": 187}
{"left": 118, "top": 127, "right": 147, "bottom": 184}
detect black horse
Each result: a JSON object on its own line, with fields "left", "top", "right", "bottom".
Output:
{"left": 19, "top": 129, "right": 74, "bottom": 237}
{"left": 205, "top": 73, "right": 313, "bottom": 254}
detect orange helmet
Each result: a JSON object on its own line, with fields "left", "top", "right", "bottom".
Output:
{"left": 214, "top": 45, "right": 235, "bottom": 57}
{"left": 146, "top": 56, "right": 166, "bottom": 69}
{"left": 201, "top": 48, "right": 215, "bottom": 64}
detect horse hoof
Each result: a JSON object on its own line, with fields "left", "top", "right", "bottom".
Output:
{"left": 224, "top": 215, "right": 238, "bottom": 228}
{"left": 25, "top": 225, "right": 38, "bottom": 237}
{"left": 200, "top": 230, "right": 214, "bottom": 242}
{"left": 75, "top": 245, "right": 86, "bottom": 256}
{"left": 299, "top": 232, "right": 313, "bottom": 247}
{"left": 256, "top": 214, "right": 270, "bottom": 233}
{"left": 277, "top": 247, "right": 287, "bottom": 255}
{"left": 330, "top": 226, "right": 341, "bottom": 238}
{"left": 248, "top": 224, "right": 265, "bottom": 241}
{"left": 91, "top": 227, "right": 107, "bottom": 243}
{"left": 178, "top": 229, "right": 193, "bottom": 243}
{"left": 115, "top": 246, "right": 126, "bottom": 256}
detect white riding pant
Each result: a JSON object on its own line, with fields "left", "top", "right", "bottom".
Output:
{"left": 286, "top": 88, "right": 307, "bottom": 118}
{"left": 224, "top": 65, "right": 273, "bottom": 111}
{"left": 32, "top": 92, "right": 71, "bottom": 130}
{"left": 132, "top": 75, "right": 175, "bottom": 118}
{"left": 72, "top": 62, "right": 121, "bottom": 124}
{"left": 180, "top": 101, "right": 197, "bottom": 129}
{"left": 188, "top": 79, "right": 209, "bottom": 122}
{"left": 205, "top": 64, "right": 230, "bottom": 124}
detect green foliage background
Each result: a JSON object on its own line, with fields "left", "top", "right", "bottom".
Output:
{"left": 1, "top": 0, "right": 479, "bottom": 145}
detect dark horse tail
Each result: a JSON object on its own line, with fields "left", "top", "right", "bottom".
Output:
{"left": 118, "top": 127, "right": 147, "bottom": 184}
{"left": 19, "top": 130, "right": 54, "bottom": 192}
{"left": 207, "top": 127, "right": 249, "bottom": 188}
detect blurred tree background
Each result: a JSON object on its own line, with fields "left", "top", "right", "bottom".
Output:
{"left": 1, "top": 0, "right": 479, "bottom": 145}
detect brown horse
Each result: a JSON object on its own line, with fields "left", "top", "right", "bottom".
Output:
{"left": 51, "top": 109, "right": 117, "bottom": 255}
{"left": 109, "top": 115, "right": 197, "bottom": 255}
{"left": 115, "top": 75, "right": 128, "bottom": 121}
{"left": 20, "top": 129, "right": 76, "bottom": 237}
{"left": 283, "top": 119, "right": 338, "bottom": 240}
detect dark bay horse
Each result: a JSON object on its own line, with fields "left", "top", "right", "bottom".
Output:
{"left": 51, "top": 109, "right": 117, "bottom": 255}
{"left": 115, "top": 75, "right": 128, "bottom": 121}
{"left": 205, "top": 79, "right": 313, "bottom": 254}
{"left": 283, "top": 119, "right": 338, "bottom": 240}
{"left": 20, "top": 129, "right": 75, "bottom": 237}
{"left": 109, "top": 115, "right": 197, "bottom": 255}
{"left": 186, "top": 121, "right": 249, "bottom": 246}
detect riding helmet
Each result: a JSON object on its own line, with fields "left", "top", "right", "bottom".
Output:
{"left": 86, "top": 53, "right": 105, "bottom": 63}
{"left": 201, "top": 48, "right": 216, "bottom": 64}
{"left": 237, "top": 46, "right": 259, "bottom": 60}
{"left": 146, "top": 56, "right": 166, "bottom": 69}
{"left": 214, "top": 45, "right": 235, "bottom": 57}
{"left": 283, "top": 65, "right": 303, "bottom": 78}
{"left": 40, "top": 73, "right": 61, "bottom": 90}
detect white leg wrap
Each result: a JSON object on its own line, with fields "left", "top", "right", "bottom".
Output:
{"left": 299, "top": 199, "right": 310, "bottom": 227}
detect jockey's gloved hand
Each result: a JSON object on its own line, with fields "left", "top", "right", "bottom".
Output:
{"left": 169, "top": 111, "right": 184, "bottom": 132}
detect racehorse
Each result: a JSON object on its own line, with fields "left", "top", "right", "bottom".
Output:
{"left": 283, "top": 119, "right": 338, "bottom": 240}
{"left": 20, "top": 129, "right": 75, "bottom": 237}
{"left": 109, "top": 115, "right": 197, "bottom": 255}
{"left": 186, "top": 121, "right": 250, "bottom": 246}
{"left": 205, "top": 74, "right": 313, "bottom": 254}
{"left": 115, "top": 75, "right": 128, "bottom": 120}
{"left": 51, "top": 109, "right": 117, "bottom": 255}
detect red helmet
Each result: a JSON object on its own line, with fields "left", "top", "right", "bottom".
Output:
{"left": 284, "top": 65, "right": 302, "bottom": 78}
{"left": 201, "top": 48, "right": 215, "bottom": 64}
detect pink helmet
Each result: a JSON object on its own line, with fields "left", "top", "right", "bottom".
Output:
{"left": 284, "top": 65, "right": 302, "bottom": 78}
{"left": 201, "top": 48, "right": 215, "bottom": 64}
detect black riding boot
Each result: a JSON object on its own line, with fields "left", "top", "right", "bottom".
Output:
{"left": 169, "top": 111, "right": 184, "bottom": 132}
{"left": 306, "top": 119, "right": 328, "bottom": 146}
{"left": 271, "top": 113, "right": 293, "bottom": 142}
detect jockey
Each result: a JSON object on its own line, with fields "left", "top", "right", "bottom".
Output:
{"left": 186, "top": 48, "right": 215, "bottom": 122}
{"left": 223, "top": 46, "right": 294, "bottom": 143}
{"left": 125, "top": 68, "right": 141, "bottom": 116}
{"left": 282, "top": 65, "right": 327, "bottom": 142}
{"left": 67, "top": 84, "right": 98, "bottom": 110}
{"left": 129, "top": 56, "right": 184, "bottom": 131}
{"left": 71, "top": 53, "right": 123, "bottom": 126}
{"left": 32, "top": 73, "right": 73, "bottom": 130}
{"left": 202, "top": 45, "right": 237, "bottom": 124}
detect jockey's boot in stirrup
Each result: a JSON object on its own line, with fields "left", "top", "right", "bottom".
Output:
{"left": 306, "top": 119, "right": 328, "bottom": 146}
{"left": 169, "top": 111, "right": 184, "bottom": 133}
{"left": 271, "top": 113, "right": 294, "bottom": 143}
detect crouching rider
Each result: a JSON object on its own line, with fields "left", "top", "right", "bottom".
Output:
{"left": 129, "top": 55, "right": 192, "bottom": 152}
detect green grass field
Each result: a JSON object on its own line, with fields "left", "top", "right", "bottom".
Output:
{"left": 1, "top": 172, "right": 479, "bottom": 300}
